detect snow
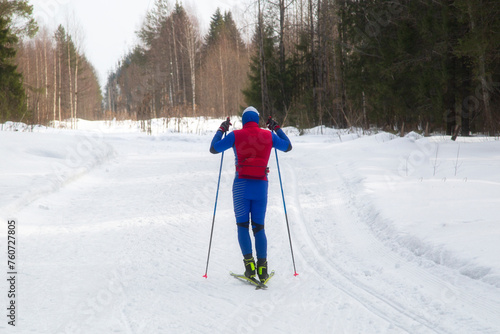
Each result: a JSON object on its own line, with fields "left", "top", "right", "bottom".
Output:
{"left": 1, "top": 118, "right": 500, "bottom": 333}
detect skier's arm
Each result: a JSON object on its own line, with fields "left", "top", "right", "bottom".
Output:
{"left": 210, "top": 131, "right": 235, "bottom": 154}
{"left": 272, "top": 129, "right": 292, "bottom": 152}
{"left": 267, "top": 117, "right": 292, "bottom": 152}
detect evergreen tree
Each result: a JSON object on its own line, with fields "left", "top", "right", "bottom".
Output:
{"left": 138, "top": 0, "right": 170, "bottom": 47}
{"left": 198, "top": 8, "right": 247, "bottom": 117}
{"left": 0, "top": 0, "right": 38, "bottom": 38}
{"left": 243, "top": 23, "right": 294, "bottom": 124}
{"left": 0, "top": 17, "right": 26, "bottom": 122}
{"left": 204, "top": 8, "right": 245, "bottom": 52}
{"left": 342, "top": 0, "right": 471, "bottom": 132}
{"left": 338, "top": 0, "right": 500, "bottom": 134}
{"left": 243, "top": 24, "right": 277, "bottom": 114}
{"left": 454, "top": 0, "right": 500, "bottom": 134}
{"left": 205, "top": 8, "right": 224, "bottom": 48}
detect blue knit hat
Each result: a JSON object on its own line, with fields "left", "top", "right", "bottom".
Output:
{"left": 242, "top": 106, "right": 260, "bottom": 125}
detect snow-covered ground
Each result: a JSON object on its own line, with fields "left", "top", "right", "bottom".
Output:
{"left": 1, "top": 118, "right": 499, "bottom": 333}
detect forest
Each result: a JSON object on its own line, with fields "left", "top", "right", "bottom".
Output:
{"left": 1, "top": 0, "right": 499, "bottom": 135}
{"left": 0, "top": 0, "right": 102, "bottom": 128}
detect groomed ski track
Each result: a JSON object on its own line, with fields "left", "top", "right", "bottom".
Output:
{"left": 279, "top": 138, "right": 499, "bottom": 333}
{"left": 3, "top": 128, "right": 500, "bottom": 333}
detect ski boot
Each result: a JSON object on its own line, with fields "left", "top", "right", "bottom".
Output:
{"left": 243, "top": 254, "right": 256, "bottom": 279}
{"left": 257, "top": 258, "right": 269, "bottom": 283}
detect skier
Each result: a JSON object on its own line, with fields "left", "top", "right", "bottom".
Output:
{"left": 210, "top": 106, "right": 292, "bottom": 283}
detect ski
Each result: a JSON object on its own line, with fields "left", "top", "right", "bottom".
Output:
{"left": 230, "top": 272, "right": 266, "bottom": 289}
{"left": 230, "top": 270, "right": 275, "bottom": 290}
{"left": 260, "top": 270, "right": 275, "bottom": 286}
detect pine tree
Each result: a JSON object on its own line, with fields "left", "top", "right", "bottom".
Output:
{"left": 199, "top": 8, "right": 247, "bottom": 117}
{"left": 243, "top": 24, "right": 277, "bottom": 114}
{"left": 0, "top": 0, "right": 38, "bottom": 38}
{"left": 243, "top": 22, "right": 296, "bottom": 124}
{"left": 0, "top": 17, "right": 26, "bottom": 122}
{"left": 138, "top": 0, "right": 170, "bottom": 47}
{"left": 204, "top": 8, "right": 245, "bottom": 53}
{"left": 205, "top": 8, "right": 225, "bottom": 48}
{"left": 454, "top": 0, "right": 500, "bottom": 134}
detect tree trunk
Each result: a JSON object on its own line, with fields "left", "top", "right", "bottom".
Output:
{"left": 338, "top": 0, "right": 349, "bottom": 128}
{"left": 171, "top": 18, "right": 180, "bottom": 106}
{"left": 478, "top": 56, "right": 492, "bottom": 134}
{"left": 309, "top": 0, "right": 317, "bottom": 121}
{"left": 317, "top": 0, "right": 324, "bottom": 128}
{"left": 35, "top": 47, "right": 40, "bottom": 124}
{"left": 467, "top": 1, "right": 492, "bottom": 134}
{"left": 53, "top": 45, "right": 57, "bottom": 123}
{"left": 187, "top": 24, "right": 196, "bottom": 116}
{"left": 218, "top": 41, "right": 226, "bottom": 116}
{"left": 58, "top": 45, "right": 62, "bottom": 122}
{"left": 67, "top": 34, "right": 74, "bottom": 128}
{"left": 74, "top": 52, "right": 79, "bottom": 128}
{"left": 258, "top": 0, "right": 270, "bottom": 116}
{"left": 26, "top": 43, "right": 30, "bottom": 112}
{"left": 279, "top": 0, "right": 287, "bottom": 117}
{"left": 44, "top": 36, "right": 48, "bottom": 123}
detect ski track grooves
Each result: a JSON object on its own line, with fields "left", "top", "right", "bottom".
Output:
{"left": 284, "top": 161, "right": 440, "bottom": 334}
{"left": 337, "top": 156, "right": 500, "bottom": 333}
{"left": 282, "top": 142, "right": 500, "bottom": 333}
{"left": 336, "top": 160, "right": 500, "bottom": 322}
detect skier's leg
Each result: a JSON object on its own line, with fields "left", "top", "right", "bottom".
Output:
{"left": 233, "top": 179, "right": 252, "bottom": 257}
{"left": 237, "top": 221, "right": 252, "bottom": 256}
{"left": 248, "top": 181, "right": 269, "bottom": 281}
{"left": 251, "top": 222, "right": 267, "bottom": 259}
{"left": 250, "top": 196, "right": 268, "bottom": 260}
{"left": 251, "top": 217, "right": 268, "bottom": 281}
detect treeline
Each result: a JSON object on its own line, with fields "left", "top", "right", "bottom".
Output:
{"left": 0, "top": 0, "right": 102, "bottom": 125}
{"left": 245, "top": 0, "right": 500, "bottom": 134}
{"left": 104, "top": 1, "right": 248, "bottom": 123}
{"left": 2, "top": 0, "right": 499, "bottom": 134}
{"left": 340, "top": 0, "right": 500, "bottom": 135}
{"left": 107, "top": 0, "right": 500, "bottom": 134}
{"left": 105, "top": 0, "right": 342, "bottom": 128}
{"left": 0, "top": 0, "right": 34, "bottom": 122}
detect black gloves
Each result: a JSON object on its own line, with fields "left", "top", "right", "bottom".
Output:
{"left": 218, "top": 116, "right": 279, "bottom": 132}
{"left": 219, "top": 117, "right": 232, "bottom": 133}
{"left": 266, "top": 117, "right": 280, "bottom": 131}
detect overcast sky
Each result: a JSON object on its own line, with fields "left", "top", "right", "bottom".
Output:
{"left": 29, "top": 0, "right": 249, "bottom": 89}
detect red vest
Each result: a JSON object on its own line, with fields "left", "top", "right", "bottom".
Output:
{"left": 233, "top": 122, "right": 273, "bottom": 180}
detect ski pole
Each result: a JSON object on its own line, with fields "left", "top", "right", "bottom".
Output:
{"left": 273, "top": 133, "right": 299, "bottom": 277}
{"left": 203, "top": 133, "right": 225, "bottom": 278}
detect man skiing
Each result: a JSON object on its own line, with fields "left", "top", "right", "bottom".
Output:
{"left": 210, "top": 106, "right": 292, "bottom": 283}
